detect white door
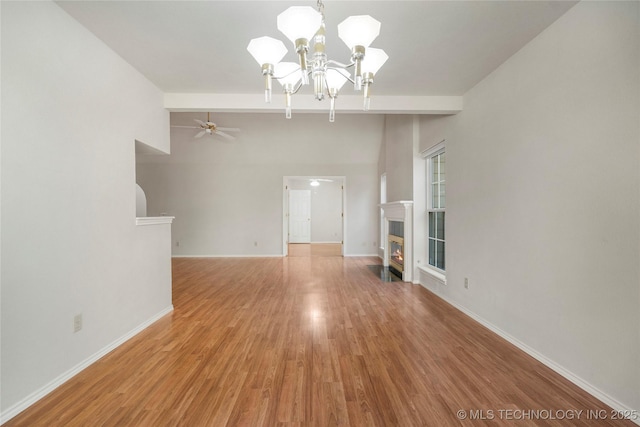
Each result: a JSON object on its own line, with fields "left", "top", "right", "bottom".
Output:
{"left": 289, "top": 190, "right": 311, "bottom": 243}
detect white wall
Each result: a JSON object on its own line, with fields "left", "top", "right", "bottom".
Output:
{"left": 1, "top": 1, "right": 172, "bottom": 419}
{"left": 382, "top": 115, "right": 414, "bottom": 202}
{"left": 419, "top": 1, "right": 639, "bottom": 413}
{"left": 137, "top": 112, "right": 383, "bottom": 256}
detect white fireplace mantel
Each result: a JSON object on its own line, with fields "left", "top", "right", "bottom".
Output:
{"left": 380, "top": 201, "right": 413, "bottom": 282}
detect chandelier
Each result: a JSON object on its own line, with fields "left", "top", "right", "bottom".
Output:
{"left": 247, "top": 0, "right": 388, "bottom": 122}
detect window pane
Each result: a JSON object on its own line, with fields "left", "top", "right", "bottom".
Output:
{"left": 432, "top": 183, "right": 439, "bottom": 208}
{"left": 436, "top": 212, "right": 445, "bottom": 240}
{"left": 427, "top": 149, "right": 445, "bottom": 272}
{"left": 432, "top": 155, "right": 439, "bottom": 182}
{"left": 436, "top": 241, "right": 445, "bottom": 270}
{"left": 428, "top": 239, "right": 435, "bottom": 266}
{"left": 428, "top": 212, "right": 435, "bottom": 238}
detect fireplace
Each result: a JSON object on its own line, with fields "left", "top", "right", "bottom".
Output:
{"left": 388, "top": 221, "right": 404, "bottom": 277}
{"left": 380, "top": 201, "right": 413, "bottom": 282}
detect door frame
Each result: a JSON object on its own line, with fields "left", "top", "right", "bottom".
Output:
{"left": 282, "top": 176, "right": 346, "bottom": 256}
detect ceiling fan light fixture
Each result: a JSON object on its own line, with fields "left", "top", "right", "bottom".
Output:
{"left": 247, "top": 0, "right": 387, "bottom": 121}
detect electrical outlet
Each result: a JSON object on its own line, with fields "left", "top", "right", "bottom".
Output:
{"left": 464, "top": 278, "right": 469, "bottom": 289}
{"left": 74, "top": 314, "right": 83, "bottom": 333}
{"left": 176, "top": 241, "right": 180, "bottom": 247}
{"left": 254, "top": 241, "right": 258, "bottom": 247}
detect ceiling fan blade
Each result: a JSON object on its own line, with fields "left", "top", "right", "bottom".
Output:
{"left": 171, "top": 125, "right": 200, "bottom": 129}
{"left": 195, "top": 130, "right": 206, "bottom": 138}
{"left": 216, "top": 127, "right": 240, "bottom": 132}
{"left": 214, "top": 130, "right": 236, "bottom": 140}
{"left": 194, "top": 119, "right": 207, "bottom": 127}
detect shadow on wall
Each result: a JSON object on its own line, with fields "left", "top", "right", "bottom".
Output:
{"left": 136, "top": 184, "right": 147, "bottom": 217}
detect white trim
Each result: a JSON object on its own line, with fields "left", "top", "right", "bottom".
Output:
{"left": 135, "top": 216, "right": 174, "bottom": 226}
{"left": 0, "top": 306, "right": 174, "bottom": 425}
{"left": 172, "top": 254, "right": 284, "bottom": 258}
{"left": 282, "top": 176, "right": 347, "bottom": 257}
{"left": 418, "top": 264, "right": 446, "bottom": 285}
{"left": 419, "top": 288, "right": 640, "bottom": 426}
{"left": 310, "top": 241, "right": 342, "bottom": 244}
{"left": 165, "top": 93, "right": 463, "bottom": 115}
{"left": 344, "top": 253, "right": 379, "bottom": 257}
{"left": 420, "top": 139, "right": 445, "bottom": 159}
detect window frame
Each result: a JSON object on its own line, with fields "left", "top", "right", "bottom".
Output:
{"left": 422, "top": 141, "right": 446, "bottom": 274}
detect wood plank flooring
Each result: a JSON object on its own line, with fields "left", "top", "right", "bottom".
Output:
{"left": 5, "top": 257, "right": 635, "bottom": 426}
{"left": 288, "top": 243, "right": 343, "bottom": 257}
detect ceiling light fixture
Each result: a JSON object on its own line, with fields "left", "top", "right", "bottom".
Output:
{"left": 247, "top": 0, "right": 388, "bottom": 122}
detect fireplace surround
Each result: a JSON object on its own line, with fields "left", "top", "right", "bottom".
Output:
{"left": 388, "top": 221, "right": 404, "bottom": 277}
{"left": 380, "top": 201, "right": 413, "bottom": 282}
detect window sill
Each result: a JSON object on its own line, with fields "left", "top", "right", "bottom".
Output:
{"left": 417, "top": 265, "right": 446, "bottom": 285}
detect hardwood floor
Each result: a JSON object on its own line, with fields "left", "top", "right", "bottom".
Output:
{"left": 288, "top": 243, "right": 343, "bottom": 257}
{"left": 5, "top": 257, "right": 635, "bottom": 426}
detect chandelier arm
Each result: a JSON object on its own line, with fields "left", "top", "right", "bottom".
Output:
{"left": 326, "top": 66, "right": 356, "bottom": 84}
{"left": 326, "top": 60, "right": 355, "bottom": 69}
{"left": 290, "top": 79, "right": 306, "bottom": 95}
{"left": 273, "top": 68, "right": 300, "bottom": 81}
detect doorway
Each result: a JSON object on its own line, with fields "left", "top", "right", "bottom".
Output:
{"left": 283, "top": 176, "right": 346, "bottom": 256}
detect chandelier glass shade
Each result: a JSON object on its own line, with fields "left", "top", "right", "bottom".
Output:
{"left": 246, "top": 1, "right": 388, "bottom": 121}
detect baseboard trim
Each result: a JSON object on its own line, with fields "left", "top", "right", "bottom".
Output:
{"left": 344, "top": 253, "right": 379, "bottom": 257}
{"left": 419, "top": 285, "right": 640, "bottom": 426}
{"left": 0, "top": 305, "right": 174, "bottom": 425}
{"left": 172, "top": 254, "right": 284, "bottom": 258}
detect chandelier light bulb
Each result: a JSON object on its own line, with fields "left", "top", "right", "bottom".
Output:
{"left": 360, "top": 47, "right": 389, "bottom": 75}
{"left": 277, "top": 6, "right": 323, "bottom": 44}
{"left": 275, "top": 62, "right": 302, "bottom": 87}
{"left": 247, "top": 37, "right": 288, "bottom": 104}
{"left": 246, "top": 36, "right": 287, "bottom": 66}
{"left": 360, "top": 48, "right": 387, "bottom": 112}
{"left": 337, "top": 15, "right": 381, "bottom": 49}
{"left": 325, "top": 68, "right": 350, "bottom": 92}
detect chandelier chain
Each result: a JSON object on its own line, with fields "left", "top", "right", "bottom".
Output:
{"left": 317, "top": 0, "right": 325, "bottom": 19}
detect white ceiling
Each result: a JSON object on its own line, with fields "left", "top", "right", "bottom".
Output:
{"left": 56, "top": 0, "right": 577, "bottom": 111}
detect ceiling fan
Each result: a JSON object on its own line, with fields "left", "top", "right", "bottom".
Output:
{"left": 309, "top": 178, "right": 334, "bottom": 187}
{"left": 171, "top": 112, "right": 240, "bottom": 140}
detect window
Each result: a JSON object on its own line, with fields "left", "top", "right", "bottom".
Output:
{"left": 380, "top": 173, "right": 386, "bottom": 249}
{"left": 427, "top": 148, "right": 445, "bottom": 271}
